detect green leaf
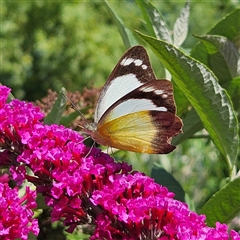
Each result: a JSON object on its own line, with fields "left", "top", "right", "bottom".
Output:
{"left": 44, "top": 88, "right": 67, "bottom": 125}
{"left": 60, "top": 102, "right": 93, "bottom": 127}
{"left": 172, "top": 80, "right": 189, "bottom": 115}
{"left": 207, "top": 8, "right": 240, "bottom": 43}
{"left": 60, "top": 111, "right": 79, "bottom": 127}
{"left": 194, "top": 35, "right": 240, "bottom": 86}
{"left": 191, "top": 8, "right": 240, "bottom": 68}
{"left": 137, "top": 32, "right": 239, "bottom": 172}
{"left": 136, "top": 0, "right": 172, "bottom": 43}
{"left": 135, "top": 0, "right": 156, "bottom": 37}
{"left": 227, "top": 76, "right": 240, "bottom": 124}
{"left": 7, "top": 92, "right": 15, "bottom": 102}
{"left": 135, "top": 0, "right": 173, "bottom": 79}
{"left": 104, "top": 0, "right": 136, "bottom": 48}
{"left": 173, "top": 1, "right": 190, "bottom": 47}
{"left": 151, "top": 166, "right": 185, "bottom": 202}
{"left": 201, "top": 176, "right": 240, "bottom": 226}
{"left": 172, "top": 109, "right": 203, "bottom": 146}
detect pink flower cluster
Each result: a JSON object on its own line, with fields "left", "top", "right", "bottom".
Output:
{"left": 0, "top": 183, "right": 39, "bottom": 240}
{"left": 0, "top": 85, "right": 239, "bottom": 239}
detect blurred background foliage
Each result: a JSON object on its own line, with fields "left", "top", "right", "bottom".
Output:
{"left": 2, "top": 0, "right": 238, "bottom": 101}
{"left": 1, "top": 1, "right": 240, "bottom": 238}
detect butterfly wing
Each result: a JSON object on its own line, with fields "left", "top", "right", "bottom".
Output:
{"left": 98, "top": 80, "right": 177, "bottom": 125}
{"left": 93, "top": 110, "right": 181, "bottom": 154}
{"left": 90, "top": 45, "right": 182, "bottom": 154}
{"left": 95, "top": 46, "right": 156, "bottom": 123}
{"left": 91, "top": 80, "right": 182, "bottom": 154}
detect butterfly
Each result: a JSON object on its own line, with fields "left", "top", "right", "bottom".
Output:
{"left": 84, "top": 45, "right": 182, "bottom": 154}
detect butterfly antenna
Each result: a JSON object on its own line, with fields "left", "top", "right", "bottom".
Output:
{"left": 85, "top": 141, "right": 95, "bottom": 158}
{"left": 62, "top": 92, "right": 88, "bottom": 122}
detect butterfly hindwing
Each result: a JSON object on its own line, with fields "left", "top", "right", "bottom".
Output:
{"left": 98, "top": 80, "right": 176, "bottom": 127}
{"left": 92, "top": 110, "right": 182, "bottom": 154}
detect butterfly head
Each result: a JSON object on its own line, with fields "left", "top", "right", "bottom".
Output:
{"left": 84, "top": 122, "right": 97, "bottom": 133}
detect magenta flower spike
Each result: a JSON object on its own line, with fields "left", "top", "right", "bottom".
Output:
{"left": 0, "top": 183, "right": 39, "bottom": 240}
{"left": 0, "top": 85, "right": 239, "bottom": 240}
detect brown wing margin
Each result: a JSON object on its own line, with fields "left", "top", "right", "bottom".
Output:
{"left": 107, "top": 46, "right": 157, "bottom": 85}
{"left": 95, "top": 110, "right": 182, "bottom": 154}
{"left": 150, "top": 110, "right": 182, "bottom": 154}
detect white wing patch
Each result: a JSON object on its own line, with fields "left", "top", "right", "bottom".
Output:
{"left": 141, "top": 64, "right": 148, "bottom": 70}
{"left": 103, "top": 98, "right": 167, "bottom": 124}
{"left": 132, "top": 59, "right": 143, "bottom": 66}
{"left": 120, "top": 58, "right": 148, "bottom": 70}
{"left": 95, "top": 74, "right": 144, "bottom": 123}
{"left": 140, "top": 86, "right": 164, "bottom": 95}
{"left": 120, "top": 58, "right": 134, "bottom": 66}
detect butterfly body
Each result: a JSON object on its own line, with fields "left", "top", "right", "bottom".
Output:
{"left": 84, "top": 46, "right": 182, "bottom": 154}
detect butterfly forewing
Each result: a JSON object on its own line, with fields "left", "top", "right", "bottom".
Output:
{"left": 95, "top": 46, "right": 156, "bottom": 123}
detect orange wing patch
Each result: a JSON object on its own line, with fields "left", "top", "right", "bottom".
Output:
{"left": 90, "top": 111, "right": 181, "bottom": 154}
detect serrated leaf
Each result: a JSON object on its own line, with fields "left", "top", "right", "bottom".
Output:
{"left": 137, "top": 32, "right": 239, "bottom": 171}
{"left": 191, "top": 8, "right": 240, "bottom": 68}
{"left": 172, "top": 109, "right": 203, "bottom": 145}
{"left": 151, "top": 166, "right": 185, "bottom": 202}
{"left": 201, "top": 176, "right": 240, "bottom": 226}
{"left": 194, "top": 35, "right": 240, "bottom": 85}
{"left": 207, "top": 8, "right": 240, "bottom": 44}
{"left": 104, "top": 0, "right": 136, "bottom": 48}
{"left": 136, "top": 0, "right": 172, "bottom": 43}
{"left": 173, "top": 1, "right": 190, "bottom": 47}
{"left": 44, "top": 88, "right": 67, "bottom": 125}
